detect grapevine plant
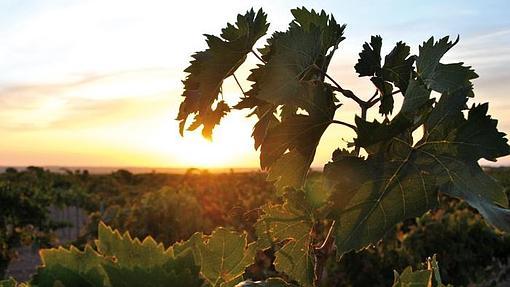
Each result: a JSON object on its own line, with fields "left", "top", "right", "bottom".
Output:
{"left": 2, "top": 7, "right": 510, "bottom": 287}
{"left": 176, "top": 6, "right": 510, "bottom": 285}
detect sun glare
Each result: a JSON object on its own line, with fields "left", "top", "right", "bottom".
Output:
{"left": 175, "top": 137, "right": 238, "bottom": 168}
{"left": 172, "top": 113, "right": 257, "bottom": 168}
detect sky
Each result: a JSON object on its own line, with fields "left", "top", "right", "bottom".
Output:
{"left": 0, "top": 0, "right": 509, "bottom": 169}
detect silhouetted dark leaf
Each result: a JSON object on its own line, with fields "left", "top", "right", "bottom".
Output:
{"left": 178, "top": 9, "right": 269, "bottom": 139}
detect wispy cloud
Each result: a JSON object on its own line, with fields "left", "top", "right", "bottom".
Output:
{"left": 0, "top": 68, "right": 181, "bottom": 130}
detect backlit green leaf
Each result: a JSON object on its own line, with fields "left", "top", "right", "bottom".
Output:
{"left": 33, "top": 246, "right": 108, "bottom": 287}
{"left": 198, "top": 228, "right": 255, "bottom": 287}
{"left": 392, "top": 267, "right": 432, "bottom": 287}
{"left": 255, "top": 190, "right": 315, "bottom": 286}
{"left": 31, "top": 223, "right": 204, "bottom": 287}
{"left": 94, "top": 222, "right": 203, "bottom": 287}
{"left": 96, "top": 222, "right": 173, "bottom": 268}
{"left": 392, "top": 255, "right": 450, "bottom": 287}
{"left": 0, "top": 278, "right": 17, "bottom": 287}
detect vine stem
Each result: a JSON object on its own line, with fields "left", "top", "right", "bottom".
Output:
{"left": 353, "top": 91, "right": 374, "bottom": 156}
{"left": 367, "top": 89, "right": 400, "bottom": 107}
{"left": 311, "top": 64, "right": 372, "bottom": 133}
{"left": 251, "top": 49, "right": 265, "bottom": 63}
{"left": 314, "top": 220, "right": 336, "bottom": 287}
{"left": 367, "top": 90, "right": 379, "bottom": 104}
{"left": 316, "top": 66, "right": 365, "bottom": 107}
{"left": 232, "top": 73, "right": 246, "bottom": 95}
{"left": 331, "top": 120, "right": 357, "bottom": 131}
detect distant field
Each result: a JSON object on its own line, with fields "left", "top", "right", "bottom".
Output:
{"left": 0, "top": 166, "right": 262, "bottom": 174}
{"left": 2, "top": 167, "right": 510, "bottom": 286}
{"left": 0, "top": 165, "right": 503, "bottom": 174}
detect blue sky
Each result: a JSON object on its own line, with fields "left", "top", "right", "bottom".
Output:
{"left": 0, "top": 0, "right": 509, "bottom": 167}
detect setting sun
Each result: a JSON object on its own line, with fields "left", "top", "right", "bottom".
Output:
{"left": 171, "top": 113, "right": 259, "bottom": 168}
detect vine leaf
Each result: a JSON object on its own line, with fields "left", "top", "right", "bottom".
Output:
{"left": 96, "top": 223, "right": 203, "bottom": 286}
{"left": 330, "top": 73, "right": 509, "bottom": 257}
{"left": 165, "top": 227, "right": 258, "bottom": 287}
{"left": 0, "top": 278, "right": 17, "bottom": 287}
{"left": 265, "top": 149, "right": 311, "bottom": 194}
{"left": 392, "top": 255, "right": 450, "bottom": 287}
{"left": 33, "top": 246, "right": 108, "bottom": 287}
{"left": 381, "top": 41, "right": 415, "bottom": 93}
{"left": 325, "top": 135, "right": 440, "bottom": 258}
{"left": 31, "top": 223, "right": 203, "bottom": 287}
{"left": 177, "top": 8, "right": 269, "bottom": 139}
{"left": 172, "top": 231, "right": 204, "bottom": 264}
{"left": 423, "top": 92, "right": 510, "bottom": 231}
{"left": 255, "top": 189, "right": 315, "bottom": 286}
{"left": 290, "top": 6, "right": 346, "bottom": 66}
{"left": 235, "top": 8, "right": 344, "bottom": 192}
{"left": 250, "top": 25, "right": 321, "bottom": 106}
{"left": 371, "top": 77, "right": 394, "bottom": 115}
{"left": 399, "top": 79, "right": 434, "bottom": 121}
{"left": 102, "top": 255, "right": 200, "bottom": 287}
{"left": 260, "top": 83, "right": 336, "bottom": 193}
{"left": 416, "top": 36, "right": 478, "bottom": 93}
{"left": 197, "top": 228, "right": 256, "bottom": 287}
{"left": 96, "top": 222, "right": 173, "bottom": 267}
{"left": 186, "top": 102, "right": 231, "bottom": 139}
{"left": 392, "top": 267, "right": 432, "bottom": 287}
{"left": 355, "top": 36, "right": 415, "bottom": 115}
{"left": 354, "top": 114, "right": 413, "bottom": 154}
{"left": 234, "top": 95, "right": 278, "bottom": 150}
{"left": 354, "top": 35, "right": 382, "bottom": 77}
{"left": 416, "top": 36, "right": 458, "bottom": 79}
{"left": 423, "top": 63, "right": 478, "bottom": 93}
{"left": 250, "top": 7, "right": 345, "bottom": 107}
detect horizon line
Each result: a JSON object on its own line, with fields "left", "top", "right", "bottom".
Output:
{"left": 1, "top": 164, "right": 509, "bottom": 174}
